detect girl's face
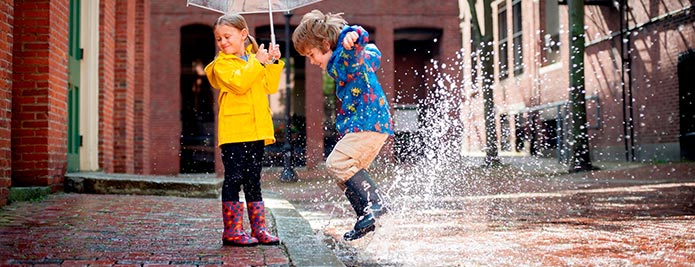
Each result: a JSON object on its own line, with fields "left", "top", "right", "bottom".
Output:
{"left": 306, "top": 47, "right": 333, "bottom": 70}
{"left": 214, "top": 24, "right": 247, "bottom": 56}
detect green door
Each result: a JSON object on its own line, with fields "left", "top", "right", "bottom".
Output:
{"left": 67, "top": 0, "right": 81, "bottom": 172}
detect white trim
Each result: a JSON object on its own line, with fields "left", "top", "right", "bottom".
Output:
{"left": 79, "top": 0, "right": 100, "bottom": 171}
{"left": 538, "top": 61, "right": 563, "bottom": 74}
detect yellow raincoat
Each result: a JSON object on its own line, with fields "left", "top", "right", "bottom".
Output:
{"left": 204, "top": 49, "right": 285, "bottom": 146}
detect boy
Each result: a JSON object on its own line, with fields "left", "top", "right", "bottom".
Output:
{"left": 292, "top": 10, "right": 394, "bottom": 241}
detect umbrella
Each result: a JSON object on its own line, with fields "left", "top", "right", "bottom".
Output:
{"left": 186, "top": 0, "right": 321, "bottom": 44}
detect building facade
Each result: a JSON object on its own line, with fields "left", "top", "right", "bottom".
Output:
{"left": 458, "top": 0, "right": 695, "bottom": 163}
{"left": 1, "top": 0, "right": 152, "bottom": 207}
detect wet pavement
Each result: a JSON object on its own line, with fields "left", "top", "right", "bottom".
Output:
{"left": 263, "top": 157, "right": 695, "bottom": 266}
{"left": 0, "top": 191, "right": 347, "bottom": 267}
{"left": 1, "top": 157, "right": 694, "bottom": 266}
{"left": 0, "top": 194, "right": 293, "bottom": 266}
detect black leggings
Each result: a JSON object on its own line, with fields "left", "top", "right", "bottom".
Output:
{"left": 220, "top": 141, "right": 264, "bottom": 202}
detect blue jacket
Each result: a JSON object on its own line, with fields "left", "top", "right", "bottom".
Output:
{"left": 326, "top": 25, "right": 394, "bottom": 136}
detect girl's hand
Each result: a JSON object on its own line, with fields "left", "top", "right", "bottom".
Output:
{"left": 256, "top": 43, "right": 270, "bottom": 63}
{"left": 268, "top": 44, "right": 281, "bottom": 64}
{"left": 343, "top": 31, "right": 358, "bottom": 50}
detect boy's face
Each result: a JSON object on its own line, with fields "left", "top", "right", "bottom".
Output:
{"left": 305, "top": 47, "right": 332, "bottom": 70}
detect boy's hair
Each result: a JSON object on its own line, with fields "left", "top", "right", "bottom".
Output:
{"left": 292, "top": 10, "right": 347, "bottom": 55}
{"left": 214, "top": 14, "right": 259, "bottom": 53}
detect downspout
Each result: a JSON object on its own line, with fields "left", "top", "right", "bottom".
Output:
{"left": 626, "top": 4, "right": 635, "bottom": 161}
{"left": 620, "top": 0, "right": 632, "bottom": 161}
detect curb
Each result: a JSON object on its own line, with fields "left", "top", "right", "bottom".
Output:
{"left": 264, "top": 192, "right": 346, "bottom": 267}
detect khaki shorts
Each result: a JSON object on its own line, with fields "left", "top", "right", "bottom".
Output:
{"left": 325, "top": 131, "right": 389, "bottom": 184}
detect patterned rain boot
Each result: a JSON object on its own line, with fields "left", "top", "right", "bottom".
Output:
{"left": 343, "top": 169, "right": 388, "bottom": 241}
{"left": 222, "top": 201, "right": 258, "bottom": 246}
{"left": 247, "top": 201, "right": 280, "bottom": 245}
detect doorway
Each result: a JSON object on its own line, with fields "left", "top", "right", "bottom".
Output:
{"left": 179, "top": 24, "right": 216, "bottom": 173}
{"left": 393, "top": 28, "right": 442, "bottom": 162}
{"left": 67, "top": 0, "right": 81, "bottom": 172}
{"left": 679, "top": 50, "right": 695, "bottom": 160}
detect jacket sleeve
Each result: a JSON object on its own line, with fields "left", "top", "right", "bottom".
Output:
{"left": 339, "top": 25, "right": 370, "bottom": 76}
{"left": 205, "top": 57, "right": 265, "bottom": 95}
{"left": 263, "top": 60, "right": 285, "bottom": 94}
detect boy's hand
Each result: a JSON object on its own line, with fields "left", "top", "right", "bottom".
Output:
{"left": 343, "top": 31, "right": 358, "bottom": 50}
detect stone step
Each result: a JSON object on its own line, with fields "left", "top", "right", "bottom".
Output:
{"left": 65, "top": 172, "right": 222, "bottom": 198}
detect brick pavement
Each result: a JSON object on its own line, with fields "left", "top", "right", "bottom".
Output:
{"left": 0, "top": 194, "right": 290, "bottom": 266}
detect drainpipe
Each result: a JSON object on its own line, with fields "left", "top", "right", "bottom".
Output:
{"left": 620, "top": 0, "right": 635, "bottom": 161}
{"left": 626, "top": 5, "right": 636, "bottom": 161}
{"left": 280, "top": 11, "right": 298, "bottom": 182}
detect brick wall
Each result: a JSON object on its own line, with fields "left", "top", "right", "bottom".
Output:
{"left": 0, "top": 0, "right": 13, "bottom": 207}
{"left": 149, "top": 0, "right": 188, "bottom": 174}
{"left": 11, "top": 0, "right": 70, "bottom": 190}
{"left": 113, "top": 0, "right": 135, "bottom": 173}
{"left": 583, "top": 5, "right": 695, "bottom": 161}
{"left": 134, "top": 0, "right": 151, "bottom": 174}
{"left": 99, "top": 0, "right": 115, "bottom": 173}
{"left": 628, "top": 13, "right": 694, "bottom": 145}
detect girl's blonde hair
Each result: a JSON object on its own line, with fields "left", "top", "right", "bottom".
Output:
{"left": 214, "top": 14, "right": 259, "bottom": 54}
{"left": 292, "top": 10, "right": 347, "bottom": 55}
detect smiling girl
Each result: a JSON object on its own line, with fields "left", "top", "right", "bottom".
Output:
{"left": 204, "top": 14, "right": 284, "bottom": 246}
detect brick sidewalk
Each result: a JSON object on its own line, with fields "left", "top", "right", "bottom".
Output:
{"left": 0, "top": 194, "right": 289, "bottom": 266}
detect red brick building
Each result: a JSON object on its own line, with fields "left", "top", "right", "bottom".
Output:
{"left": 458, "top": 0, "right": 695, "bottom": 163}
{"left": 1, "top": 0, "right": 153, "bottom": 206}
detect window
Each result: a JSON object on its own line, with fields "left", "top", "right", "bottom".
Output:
{"left": 541, "top": 0, "right": 560, "bottom": 65}
{"left": 498, "top": 3, "right": 509, "bottom": 79}
{"left": 512, "top": 0, "right": 523, "bottom": 75}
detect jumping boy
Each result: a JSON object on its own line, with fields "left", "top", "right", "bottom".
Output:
{"left": 292, "top": 10, "right": 394, "bottom": 241}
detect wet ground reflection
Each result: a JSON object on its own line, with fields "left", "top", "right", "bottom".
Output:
{"left": 264, "top": 160, "right": 695, "bottom": 266}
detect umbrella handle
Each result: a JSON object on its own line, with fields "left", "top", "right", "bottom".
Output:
{"left": 268, "top": 0, "right": 275, "bottom": 45}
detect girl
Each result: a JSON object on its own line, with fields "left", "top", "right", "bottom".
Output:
{"left": 204, "top": 14, "right": 284, "bottom": 246}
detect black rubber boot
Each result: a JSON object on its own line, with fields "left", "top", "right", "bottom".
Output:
{"left": 342, "top": 170, "right": 388, "bottom": 241}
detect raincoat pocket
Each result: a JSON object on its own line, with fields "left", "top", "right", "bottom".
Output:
{"left": 223, "top": 104, "right": 251, "bottom": 116}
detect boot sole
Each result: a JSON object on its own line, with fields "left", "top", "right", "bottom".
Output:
{"left": 222, "top": 240, "right": 259, "bottom": 246}
{"left": 343, "top": 224, "right": 376, "bottom": 241}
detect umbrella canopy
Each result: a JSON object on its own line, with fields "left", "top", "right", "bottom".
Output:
{"left": 187, "top": 0, "right": 321, "bottom": 14}
{"left": 186, "top": 0, "right": 322, "bottom": 44}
